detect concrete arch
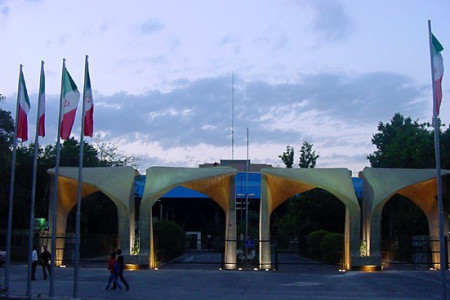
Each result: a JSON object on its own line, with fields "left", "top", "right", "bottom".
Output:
{"left": 139, "top": 167, "right": 238, "bottom": 269}
{"left": 361, "top": 167, "right": 450, "bottom": 268}
{"left": 260, "top": 168, "right": 361, "bottom": 270}
{"left": 47, "top": 167, "right": 137, "bottom": 264}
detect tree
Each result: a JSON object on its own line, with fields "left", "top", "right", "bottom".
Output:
{"left": 93, "top": 136, "right": 139, "bottom": 167}
{"left": 0, "top": 132, "right": 139, "bottom": 231}
{"left": 153, "top": 220, "right": 186, "bottom": 262}
{"left": 0, "top": 108, "right": 14, "bottom": 178}
{"left": 279, "top": 145, "right": 294, "bottom": 168}
{"left": 436, "top": 125, "right": 450, "bottom": 169}
{"left": 0, "top": 108, "right": 15, "bottom": 229}
{"left": 271, "top": 189, "right": 345, "bottom": 255}
{"left": 367, "top": 112, "right": 450, "bottom": 262}
{"left": 40, "top": 137, "right": 102, "bottom": 168}
{"left": 367, "top": 113, "right": 436, "bottom": 168}
{"left": 279, "top": 142, "right": 319, "bottom": 169}
{"left": 273, "top": 142, "right": 345, "bottom": 258}
{"left": 299, "top": 141, "right": 319, "bottom": 168}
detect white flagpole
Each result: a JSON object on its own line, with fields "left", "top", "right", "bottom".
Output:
{"left": 245, "top": 127, "right": 249, "bottom": 239}
{"left": 49, "top": 59, "right": 66, "bottom": 298}
{"left": 73, "top": 55, "right": 88, "bottom": 298}
{"left": 245, "top": 127, "right": 249, "bottom": 261}
{"left": 4, "top": 65, "right": 23, "bottom": 297}
{"left": 428, "top": 20, "right": 447, "bottom": 300}
{"left": 26, "top": 60, "right": 45, "bottom": 298}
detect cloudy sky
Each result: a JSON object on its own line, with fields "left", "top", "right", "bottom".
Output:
{"left": 1, "top": 0, "right": 449, "bottom": 175}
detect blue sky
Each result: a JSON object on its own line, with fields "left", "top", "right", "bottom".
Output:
{"left": 1, "top": 0, "right": 449, "bottom": 174}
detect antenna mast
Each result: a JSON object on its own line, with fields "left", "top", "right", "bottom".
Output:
{"left": 231, "top": 72, "right": 235, "bottom": 160}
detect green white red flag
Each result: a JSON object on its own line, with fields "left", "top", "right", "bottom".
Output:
{"left": 17, "top": 68, "right": 30, "bottom": 141}
{"left": 60, "top": 66, "right": 80, "bottom": 140}
{"left": 83, "top": 60, "right": 93, "bottom": 137}
{"left": 431, "top": 34, "right": 444, "bottom": 115}
{"left": 38, "top": 64, "right": 45, "bottom": 137}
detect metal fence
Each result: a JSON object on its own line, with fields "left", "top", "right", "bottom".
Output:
{"left": 271, "top": 242, "right": 343, "bottom": 271}
{"left": 157, "top": 238, "right": 343, "bottom": 270}
{"left": 382, "top": 236, "right": 450, "bottom": 269}
{"left": 157, "top": 237, "right": 224, "bottom": 269}
{"left": 157, "top": 238, "right": 267, "bottom": 269}
{"left": 38, "top": 232, "right": 118, "bottom": 267}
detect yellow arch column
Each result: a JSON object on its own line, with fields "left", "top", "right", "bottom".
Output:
{"left": 362, "top": 168, "right": 450, "bottom": 269}
{"left": 140, "top": 167, "right": 237, "bottom": 269}
{"left": 260, "top": 168, "right": 361, "bottom": 270}
{"left": 48, "top": 167, "right": 137, "bottom": 264}
{"left": 47, "top": 176, "right": 98, "bottom": 265}
{"left": 398, "top": 179, "right": 447, "bottom": 268}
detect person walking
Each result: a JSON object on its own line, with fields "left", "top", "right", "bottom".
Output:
{"left": 105, "top": 252, "right": 121, "bottom": 291}
{"left": 113, "top": 249, "right": 129, "bottom": 291}
{"left": 31, "top": 246, "right": 38, "bottom": 280}
{"left": 40, "top": 245, "right": 51, "bottom": 280}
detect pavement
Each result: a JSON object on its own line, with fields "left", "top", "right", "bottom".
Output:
{"left": 1, "top": 262, "right": 450, "bottom": 300}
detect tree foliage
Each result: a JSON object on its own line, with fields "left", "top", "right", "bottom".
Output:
{"left": 0, "top": 108, "right": 18, "bottom": 229}
{"left": 0, "top": 106, "right": 138, "bottom": 231}
{"left": 274, "top": 141, "right": 328, "bottom": 257}
{"left": 279, "top": 141, "right": 319, "bottom": 169}
{"left": 299, "top": 141, "right": 319, "bottom": 168}
{"left": 367, "top": 113, "right": 450, "bottom": 168}
{"left": 279, "top": 145, "right": 294, "bottom": 168}
{"left": 320, "top": 232, "right": 344, "bottom": 264}
{"left": 93, "top": 136, "right": 139, "bottom": 167}
{"left": 153, "top": 220, "right": 186, "bottom": 263}
{"left": 271, "top": 189, "right": 345, "bottom": 255}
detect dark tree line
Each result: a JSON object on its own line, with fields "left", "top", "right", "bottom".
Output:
{"left": 0, "top": 105, "right": 138, "bottom": 232}
{"left": 368, "top": 113, "right": 450, "bottom": 169}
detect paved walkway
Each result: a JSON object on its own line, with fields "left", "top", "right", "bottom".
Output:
{"left": 1, "top": 264, "right": 450, "bottom": 299}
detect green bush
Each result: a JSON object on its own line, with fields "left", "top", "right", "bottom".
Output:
{"left": 306, "top": 230, "right": 329, "bottom": 259}
{"left": 320, "top": 233, "right": 344, "bottom": 265}
{"left": 153, "top": 220, "right": 186, "bottom": 263}
{"left": 212, "top": 234, "right": 225, "bottom": 252}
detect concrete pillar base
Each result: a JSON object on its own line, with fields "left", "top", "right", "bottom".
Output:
{"left": 259, "top": 264, "right": 272, "bottom": 270}
{"left": 122, "top": 254, "right": 150, "bottom": 269}
{"left": 350, "top": 256, "right": 382, "bottom": 271}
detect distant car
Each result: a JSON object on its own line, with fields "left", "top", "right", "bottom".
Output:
{"left": 0, "top": 251, "right": 6, "bottom": 267}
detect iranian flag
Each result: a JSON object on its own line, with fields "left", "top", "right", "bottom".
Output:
{"left": 83, "top": 59, "right": 94, "bottom": 137}
{"left": 17, "top": 68, "right": 30, "bottom": 141}
{"left": 60, "top": 66, "right": 80, "bottom": 140}
{"left": 432, "top": 34, "right": 444, "bottom": 115}
{"left": 38, "top": 63, "right": 46, "bottom": 137}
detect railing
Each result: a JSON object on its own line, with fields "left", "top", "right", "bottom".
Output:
{"left": 382, "top": 236, "right": 450, "bottom": 269}
{"left": 38, "top": 232, "right": 119, "bottom": 266}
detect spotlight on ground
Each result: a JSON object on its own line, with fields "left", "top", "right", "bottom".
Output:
{"left": 360, "top": 265, "right": 377, "bottom": 272}
{"left": 125, "top": 264, "right": 139, "bottom": 271}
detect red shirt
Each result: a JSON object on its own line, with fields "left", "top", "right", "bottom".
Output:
{"left": 108, "top": 258, "right": 117, "bottom": 274}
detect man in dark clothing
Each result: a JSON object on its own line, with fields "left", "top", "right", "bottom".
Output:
{"left": 112, "top": 249, "right": 129, "bottom": 290}
{"left": 40, "top": 245, "right": 51, "bottom": 280}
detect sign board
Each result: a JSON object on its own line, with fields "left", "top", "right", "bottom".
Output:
{"left": 244, "top": 239, "right": 255, "bottom": 248}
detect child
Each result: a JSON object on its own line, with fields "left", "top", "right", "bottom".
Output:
{"left": 104, "top": 252, "right": 122, "bottom": 290}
